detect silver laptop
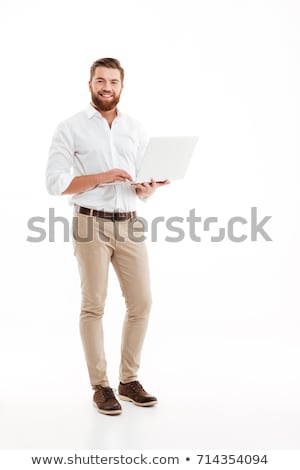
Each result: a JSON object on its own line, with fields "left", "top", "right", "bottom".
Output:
{"left": 135, "top": 135, "right": 198, "bottom": 183}
{"left": 101, "top": 136, "right": 198, "bottom": 185}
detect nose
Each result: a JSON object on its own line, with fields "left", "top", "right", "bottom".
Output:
{"left": 102, "top": 81, "right": 112, "bottom": 92}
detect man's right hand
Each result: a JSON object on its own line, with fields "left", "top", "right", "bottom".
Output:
{"left": 62, "top": 169, "right": 133, "bottom": 195}
{"left": 98, "top": 169, "right": 133, "bottom": 184}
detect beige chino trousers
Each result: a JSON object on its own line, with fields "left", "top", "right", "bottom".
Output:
{"left": 72, "top": 211, "right": 152, "bottom": 388}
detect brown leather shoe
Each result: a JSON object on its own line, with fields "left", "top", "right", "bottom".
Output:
{"left": 118, "top": 381, "right": 157, "bottom": 407}
{"left": 93, "top": 385, "right": 122, "bottom": 415}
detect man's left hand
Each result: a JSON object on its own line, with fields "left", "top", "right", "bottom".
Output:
{"left": 131, "top": 179, "right": 170, "bottom": 198}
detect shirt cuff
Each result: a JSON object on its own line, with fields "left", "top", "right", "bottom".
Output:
{"left": 46, "top": 173, "right": 74, "bottom": 196}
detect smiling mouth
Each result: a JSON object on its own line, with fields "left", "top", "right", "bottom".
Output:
{"left": 99, "top": 93, "right": 113, "bottom": 99}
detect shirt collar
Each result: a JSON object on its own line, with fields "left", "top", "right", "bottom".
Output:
{"left": 85, "top": 103, "right": 122, "bottom": 120}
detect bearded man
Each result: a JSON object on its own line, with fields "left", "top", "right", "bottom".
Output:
{"left": 46, "top": 58, "right": 168, "bottom": 415}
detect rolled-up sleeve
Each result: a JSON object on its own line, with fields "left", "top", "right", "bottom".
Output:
{"left": 46, "top": 121, "right": 74, "bottom": 195}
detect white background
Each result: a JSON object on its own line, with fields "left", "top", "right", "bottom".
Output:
{"left": 0, "top": 0, "right": 300, "bottom": 457}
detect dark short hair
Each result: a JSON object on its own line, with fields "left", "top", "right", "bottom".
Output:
{"left": 90, "top": 58, "right": 124, "bottom": 82}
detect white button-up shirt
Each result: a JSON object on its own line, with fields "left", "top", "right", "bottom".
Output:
{"left": 46, "top": 104, "right": 148, "bottom": 211}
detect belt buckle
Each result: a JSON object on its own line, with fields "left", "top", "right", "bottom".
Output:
{"left": 115, "top": 211, "right": 126, "bottom": 221}
{"left": 113, "top": 211, "right": 122, "bottom": 221}
{"left": 114, "top": 211, "right": 121, "bottom": 222}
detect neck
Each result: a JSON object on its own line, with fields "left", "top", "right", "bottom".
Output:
{"left": 91, "top": 102, "right": 117, "bottom": 127}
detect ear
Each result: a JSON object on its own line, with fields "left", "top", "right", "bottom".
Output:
{"left": 88, "top": 81, "right": 92, "bottom": 92}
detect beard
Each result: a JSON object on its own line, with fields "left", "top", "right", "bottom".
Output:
{"left": 91, "top": 90, "right": 121, "bottom": 112}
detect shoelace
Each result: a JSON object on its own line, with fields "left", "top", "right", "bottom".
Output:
{"left": 95, "top": 385, "right": 115, "bottom": 399}
{"left": 128, "top": 381, "right": 145, "bottom": 393}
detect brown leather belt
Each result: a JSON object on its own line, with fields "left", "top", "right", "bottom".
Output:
{"left": 79, "top": 206, "right": 136, "bottom": 221}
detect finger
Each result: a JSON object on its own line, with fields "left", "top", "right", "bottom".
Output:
{"left": 116, "top": 169, "right": 133, "bottom": 180}
{"left": 117, "top": 174, "right": 131, "bottom": 180}
{"left": 121, "top": 174, "right": 133, "bottom": 181}
{"left": 131, "top": 182, "right": 147, "bottom": 189}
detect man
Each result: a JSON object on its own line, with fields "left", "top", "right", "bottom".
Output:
{"left": 46, "top": 58, "right": 169, "bottom": 415}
